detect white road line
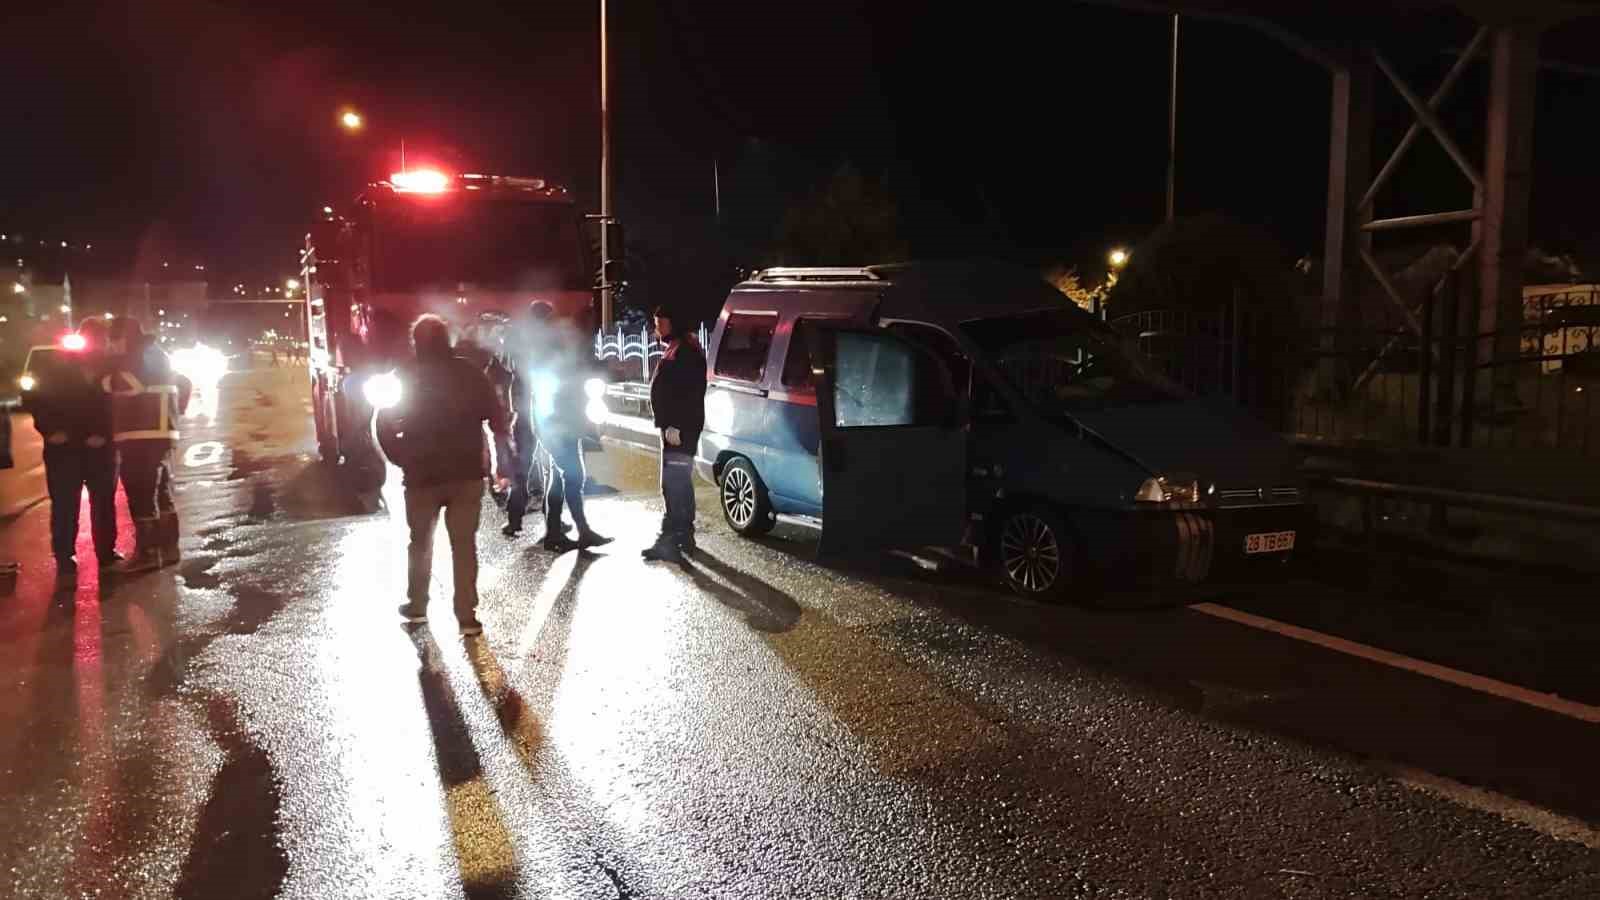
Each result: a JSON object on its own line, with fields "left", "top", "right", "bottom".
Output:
{"left": 1382, "top": 763, "right": 1600, "bottom": 849}
{"left": 1190, "top": 601, "right": 1600, "bottom": 724}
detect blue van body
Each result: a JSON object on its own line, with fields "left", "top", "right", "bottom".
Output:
{"left": 693, "top": 261, "right": 1305, "bottom": 595}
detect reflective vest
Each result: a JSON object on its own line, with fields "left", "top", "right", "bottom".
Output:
{"left": 102, "top": 368, "right": 181, "bottom": 443}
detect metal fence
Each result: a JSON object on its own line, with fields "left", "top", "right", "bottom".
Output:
{"left": 1114, "top": 283, "right": 1600, "bottom": 457}
{"left": 594, "top": 323, "right": 710, "bottom": 381}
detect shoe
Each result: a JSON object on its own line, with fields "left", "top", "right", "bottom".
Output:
{"left": 576, "top": 531, "right": 613, "bottom": 549}
{"left": 502, "top": 523, "right": 522, "bottom": 537}
{"left": 158, "top": 512, "right": 181, "bottom": 566}
{"left": 98, "top": 552, "right": 125, "bottom": 571}
{"left": 541, "top": 534, "right": 577, "bottom": 552}
{"left": 113, "top": 520, "right": 163, "bottom": 575}
{"left": 397, "top": 603, "right": 428, "bottom": 624}
{"left": 641, "top": 542, "right": 684, "bottom": 564}
{"left": 458, "top": 618, "right": 484, "bottom": 636}
{"left": 678, "top": 537, "right": 697, "bottom": 555}
{"left": 113, "top": 550, "right": 162, "bottom": 575}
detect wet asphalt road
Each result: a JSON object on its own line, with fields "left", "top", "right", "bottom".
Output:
{"left": 2, "top": 365, "right": 1599, "bottom": 899}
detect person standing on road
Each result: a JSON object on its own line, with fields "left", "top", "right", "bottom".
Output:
{"left": 103, "top": 318, "right": 192, "bottom": 574}
{"left": 375, "top": 315, "right": 508, "bottom": 636}
{"left": 642, "top": 304, "right": 706, "bottom": 563}
{"left": 532, "top": 324, "right": 612, "bottom": 553}
{"left": 23, "top": 318, "right": 123, "bottom": 579}
{"left": 502, "top": 301, "right": 556, "bottom": 539}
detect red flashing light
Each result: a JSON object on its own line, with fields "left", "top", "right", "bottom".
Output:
{"left": 61, "top": 333, "right": 87, "bottom": 352}
{"left": 391, "top": 169, "right": 451, "bottom": 194}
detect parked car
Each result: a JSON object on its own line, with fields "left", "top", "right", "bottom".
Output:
{"left": 694, "top": 261, "right": 1305, "bottom": 601}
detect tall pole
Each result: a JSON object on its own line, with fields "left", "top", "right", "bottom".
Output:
{"left": 599, "top": 0, "right": 614, "bottom": 330}
{"left": 1166, "top": 13, "right": 1179, "bottom": 224}
{"left": 714, "top": 157, "right": 721, "bottom": 225}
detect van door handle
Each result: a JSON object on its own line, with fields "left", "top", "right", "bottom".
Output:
{"left": 712, "top": 381, "right": 768, "bottom": 398}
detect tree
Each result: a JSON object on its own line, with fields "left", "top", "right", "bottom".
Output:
{"left": 774, "top": 163, "right": 909, "bottom": 266}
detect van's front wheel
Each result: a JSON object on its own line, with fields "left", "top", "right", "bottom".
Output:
{"left": 719, "top": 457, "right": 775, "bottom": 536}
{"left": 993, "top": 506, "right": 1074, "bottom": 602}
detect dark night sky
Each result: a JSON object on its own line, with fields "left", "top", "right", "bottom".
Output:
{"left": 4, "top": 1, "right": 1599, "bottom": 286}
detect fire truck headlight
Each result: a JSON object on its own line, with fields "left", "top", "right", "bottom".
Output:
{"left": 364, "top": 371, "right": 403, "bottom": 410}
{"left": 585, "top": 399, "right": 607, "bottom": 425}
{"left": 584, "top": 377, "right": 606, "bottom": 401}
{"left": 172, "top": 344, "right": 228, "bottom": 384}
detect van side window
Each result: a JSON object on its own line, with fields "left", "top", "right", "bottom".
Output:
{"left": 886, "top": 323, "right": 971, "bottom": 396}
{"left": 833, "top": 331, "right": 956, "bottom": 428}
{"left": 780, "top": 319, "right": 818, "bottom": 391}
{"left": 714, "top": 313, "right": 777, "bottom": 383}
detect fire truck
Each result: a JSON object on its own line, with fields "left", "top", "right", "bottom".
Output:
{"left": 301, "top": 168, "right": 602, "bottom": 486}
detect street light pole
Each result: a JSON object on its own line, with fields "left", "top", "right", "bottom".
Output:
{"left": 599, "top": 0, "right": 614, "bottom": 330}
{"left": 1166, "top": 13, "right": 1179, "bottom": 224}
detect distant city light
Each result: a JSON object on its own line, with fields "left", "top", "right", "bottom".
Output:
{"left": 158, "top": 308, "right": 166, "bottom": 316}
{"left": 60, "top": 241, "right": 68, "bottom": 248}
{"left": 162, "top": 261, "right": 169, "bottom": 268}
{"left": 0, "top": 316, "right": 8, "bottom": 324}
{"left": 59, "top": 304, "right": 71, "bottom": 314}
{"left": 10, "top": 282, "right": 21, "bottom": 294}
{"left": 286, "top": 278, "right": 301, "bottom": 290}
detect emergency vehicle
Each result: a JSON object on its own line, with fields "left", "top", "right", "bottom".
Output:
{"left": 301, "top": 168, "right": 599, "bottom": 485}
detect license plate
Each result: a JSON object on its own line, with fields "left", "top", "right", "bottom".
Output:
{"left": 1244, "top": 531, "right": 1296, "bottom": 554}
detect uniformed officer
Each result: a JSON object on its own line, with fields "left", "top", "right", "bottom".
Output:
{"left": 102, "top": 318, "right": 192, "bottom": 573}
{"left": 642, "top": 304, "right": 707, "bottom": 563}
{"left": 23, "top": 318, "right": 121, "bottom": 579}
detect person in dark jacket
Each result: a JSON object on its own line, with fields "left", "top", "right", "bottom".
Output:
{"left": 376, "top": 315, "right": 509, "bottom": 636}
{"left": 103, "top": 318, "right": 191, "bottom": 574}
{"left": 24, "top": 319, "right": 122, "bottom": 578}
{"left": 532, "top": 323, "right": 612, "bottom": 552}
{"left": 642, "top": 304, "right": 707, "bottom": 563}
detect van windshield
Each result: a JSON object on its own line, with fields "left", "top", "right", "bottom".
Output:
{"left": 961, "top": 310, "right": 1182, "bottom": 412}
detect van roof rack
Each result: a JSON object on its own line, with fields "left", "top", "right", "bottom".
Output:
{"left": 751, "top": 267, "right": 882, "bottom": 283}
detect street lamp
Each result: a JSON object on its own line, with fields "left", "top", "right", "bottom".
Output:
{"left": 286, "top": 278, "right": 301, "bottom": 291}
{"left": 1108, "top": 248, "right": 1130, "bottom": 270}
{"left": 340, "top": 110, "right": 363, "bottom": 131}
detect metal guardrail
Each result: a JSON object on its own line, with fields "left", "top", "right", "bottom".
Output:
{"left": 1309, "top": 474, "right": 1600, "bottom": 524}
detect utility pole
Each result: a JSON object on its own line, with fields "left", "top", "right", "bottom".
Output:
{"left": 599, "top": 0, "right": 614, "bottom": 329}
{"left": 1166, "top": 13, "right": 1179, "bottom": 224}
{"left": 714, "top": 157, "right": 721, "bottom": 225}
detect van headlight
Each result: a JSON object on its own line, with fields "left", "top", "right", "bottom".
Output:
{"left": 584, "top": 377, "right": 606, "bottom": 400}
{"left": 363, "top": 371, "right": 403, "bottom": 410}
{"left": 1135, "top": 476, "right": 1199, "bottom": 504}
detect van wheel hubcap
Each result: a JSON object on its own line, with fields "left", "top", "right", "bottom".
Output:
{"left": 723, "top": 467, "right": 757, "bottom": 529}
{"left": 1001, "top": 514, "right": 1061, "bottom": 593}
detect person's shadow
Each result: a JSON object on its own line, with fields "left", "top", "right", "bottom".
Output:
{"left": 410, "top": 629, "right": 520, "bottom": 900}
{"left": 682, "top": 547, "right": 803, "bottom": 633}
{"left": 464, "top": 635, "right": 541, "bottom": 768}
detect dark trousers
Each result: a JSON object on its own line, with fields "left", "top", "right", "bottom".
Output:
{"left": 544, "top": 436, "right": 590, "bottom": 534}
{"left": 660, "top": 440, "right": 696, "bottom": 545}
{"left": 505, "top": 419, "right": 545, "bottom": 530}
{"left": 404, "top": 478, "right": 483, "bottom": 620}
{"left": 44, "top": 445, "right": 118, "bottom": 562}
{"left": 119, "top": 442, "right": 174, "bottom": 522}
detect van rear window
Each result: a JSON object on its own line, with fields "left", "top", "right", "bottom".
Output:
{"left": 715, "top": 312, "right": 777, "bottom": 383}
